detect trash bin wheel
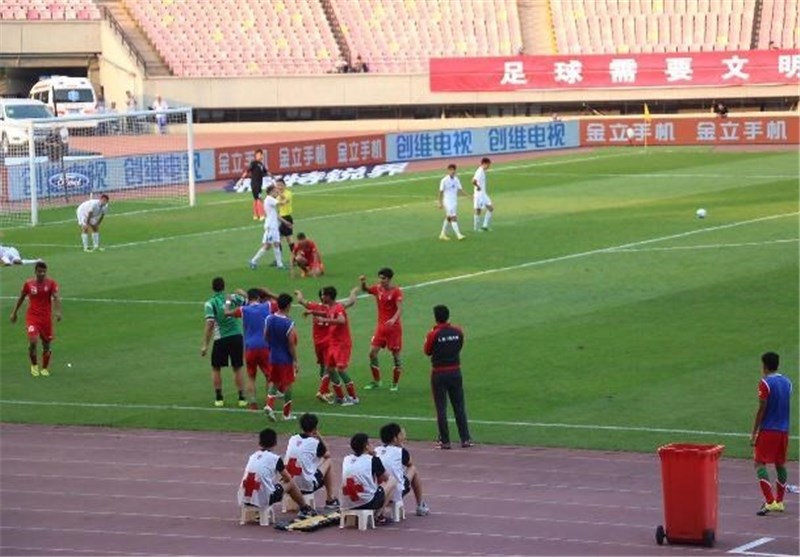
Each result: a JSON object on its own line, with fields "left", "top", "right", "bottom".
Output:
{"left": 702, "top": 529, "right": 715, "bottom": 548}
{"left": 655, "top": 525, "right": 666, "bottom": 545}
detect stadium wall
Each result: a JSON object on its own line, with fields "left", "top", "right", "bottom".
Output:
{"left": 144, "top": 75, "right": 798, "bottom": 109}
{"left": 0, "top": 22, "right": 100, "bottom": 58}
{"left": 98, "top": 19, "right": 144, "bottom": 110}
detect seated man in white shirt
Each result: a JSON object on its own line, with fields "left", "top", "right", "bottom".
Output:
{"left": 341, "top": 432, "right": 397, "bottom": 525}
{"left": 376, "top": 422, "right": 430, "bottom": 517}
{"left": 284, "top": 413, "right": 340, "bottom": 510}
{"left": 237, "top": 428, "right": 316, "bottom": 520}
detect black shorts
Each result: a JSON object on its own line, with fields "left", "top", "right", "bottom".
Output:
{"left": 268, "top": 483, "right": 284, "bottom": 505}
{"left": 301, "top": 470, "right": 324, "bottom": 494}
{"left": 251, "top": 182, "right": 263, "bottom": 200}
{"left": 402, "top": 475, "right": 410, "bottom": 496}
{"left": 354, "top": 486, "right": 385, "bottom": 510}
{"left": 279, "top": 215, "right": 294, "bottom": 237}
{"left": 211, "top": 334, "right": 244, "bottom": 369}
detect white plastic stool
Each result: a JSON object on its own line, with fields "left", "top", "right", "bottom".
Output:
{"left": 390, "top": 500, "right": 405, "bottom": 522}
{"left": 339, "top": 509, "right": 375, "bottom": 530}
{"left": 282, "top": 492, "right": 315, "bottom": 513}
{"left": 239, "top": 504, "right": 275, "bottom": 526}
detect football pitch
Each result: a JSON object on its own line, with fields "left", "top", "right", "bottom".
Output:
{"left": 1, "top": 146, "right": 798, "bottom": 459}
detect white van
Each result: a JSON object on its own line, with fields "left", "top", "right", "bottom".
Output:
{"left": 29, "top": 76, "right": 98, "bottom": 119}
{"left": 0, "top": 98, "right": 68, "bottom": 157}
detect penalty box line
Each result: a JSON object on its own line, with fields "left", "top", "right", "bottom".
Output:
{"left": 1, "top": 211, "right": 796, "bottom": 307}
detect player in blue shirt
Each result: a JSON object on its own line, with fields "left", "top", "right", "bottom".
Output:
{"left": 751, "top": 352, "right": 793, "bottom": 515}
{"left": 226, "top": 288, "right": 275, "bottom": 410}
{"left": 264, "top": 293, "right": 299, "bottom": 422}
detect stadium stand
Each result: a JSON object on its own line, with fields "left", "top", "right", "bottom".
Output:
{"left": 0, "top": 0, "right": 100, "bottom": 20}
{"left": 330, "top": 0, "right": 523, "bottom": 73}
{"left": 757, "top": 0, "right": 799, "bottom": 49}
{"left": 123, "top": 0, "right": 342, "bottom": 76}
{"left": 549, "top": 0, "right": 758, "bottom": 54}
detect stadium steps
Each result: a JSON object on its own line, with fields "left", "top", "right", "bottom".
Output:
{"left": 97, "top": 0, "right": 172, "bottom": 77}
{"left": 319, "top": 0, "right": 349, "bottom": 65}
{"left": 518, "top": 0, "right": 555, "bottom": 54}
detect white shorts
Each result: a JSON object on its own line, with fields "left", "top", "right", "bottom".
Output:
{"left": 76, "top": 210, "right": 99, "bottom": 227}
{"left": 443, "top": 202, "right": 458, "bottom": 218}
{"left": 262, "top": 227, "right": 279, "bottom": 244}
{"left": 474, "top": 192, "right": 492, "bottom": 210}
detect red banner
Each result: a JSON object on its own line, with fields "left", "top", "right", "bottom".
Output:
{"left": 430, "top": 50, "right": 800, "bottom": 92}
{"left": 215, "top": 134, "right": 386, "bottom": 179}
{"left": 579, "top": 116, "right": 799, "bottom": 146}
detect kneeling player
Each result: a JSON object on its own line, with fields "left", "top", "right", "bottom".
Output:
{"left": 291, "top": 233, "right": 325, "bottom": 278}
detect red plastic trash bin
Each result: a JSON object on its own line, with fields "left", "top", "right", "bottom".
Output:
{"left": 656, "top": 443, "right": 724, "bottom": 548}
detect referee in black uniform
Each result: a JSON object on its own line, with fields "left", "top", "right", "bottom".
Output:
{"left": 241, "top": 149, "right": 269, "bottom": 220}
{"left": 423, "top": 305, "right": 473, "bottom": 449}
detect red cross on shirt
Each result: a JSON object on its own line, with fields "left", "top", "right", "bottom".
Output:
{"left": 342, "top": 477, "right": 364, "bottom": 502}
{"left": 286, "top": 457, "right": 303, "bottom": 477}
{"left": 242, "top": 472, "right": 261, "bottom": 497}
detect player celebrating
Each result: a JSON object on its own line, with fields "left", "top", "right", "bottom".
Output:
{"left": 472, "top": 157, "right": 493, "bottom": 231}
{"left": 360, "top": 267, "right": 403, "bottom": 391}
{"left": 438, "top": 163, "right": 468, "bottom": 241}
{"left": 264, "top": 293, "right": 299, "bottom": 421}
{"left": 76, "top": 194, "right": 110, "bottom": 252}
{"left": 9, "top": 261, "right": 62, "bottom": 377}
{"left": 225, "top": 287, "right": 276, "bottom": 409}
{"left": 249, "top": 186, "right": 291, "bottom": 270}
{"left": 239, "top": 148, "right": 270, "bottom": 221}
{"left": 291, "top": 233, "right": 325, "bottom": 278}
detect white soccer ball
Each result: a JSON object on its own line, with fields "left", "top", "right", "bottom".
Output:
{"left": 696, "top": 208, "right": 707, "bottom": 219}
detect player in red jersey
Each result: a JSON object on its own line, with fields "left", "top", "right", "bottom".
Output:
{"left": 291, "top": 233, "right": 325, "bottom": 278}
{"left": 360, "top": 267, "right": 403, "bottom": 391}
{"left": 296, "top": 286, "right": 359, "bottom": 404}
{"left": 9, "top": 261, "right": 62, "bottom": 377}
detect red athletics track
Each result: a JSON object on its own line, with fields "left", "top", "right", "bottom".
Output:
{"left": 0, "top": 423, "right": 797, "bottom": 556}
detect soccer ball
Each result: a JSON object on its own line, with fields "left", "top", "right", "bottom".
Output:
{"left": 696, "top": 208, "right": 707, "bottom": 219}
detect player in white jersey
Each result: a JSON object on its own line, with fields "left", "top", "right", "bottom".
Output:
{"left": 249, "top": 185, "right": 292, "bottom": 270}
{"left": 238, "top": 428, "right": 317, "bottom": 520}
{"left": 341, "top": 433, "right": 397, "bottom": 525}
{"left": 438, "top": 163, "right": 469, "bottom": 241}
{"left": 472, "top": 157, "right": 494, "bottom": 231}
{"left": 283, "top": 413, "right": 341, "bottom": 509}
{"left": 376, "top": 422, "right": 430, "bottom": 517}
{"left": 76, "top": 195, "right": 110, "bottom": 252}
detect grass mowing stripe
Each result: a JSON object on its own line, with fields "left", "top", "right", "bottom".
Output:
{"left": 6, "top": 398, "right": 794, "bottom": 439}
{"left": 25, "top": 148, "right": 642, "bottom": 227}
{"left": 3, "top": 212, "right": 795, "bottom": 305}
{"left": 610, "top": 239, "right": 798, "bottom": 252}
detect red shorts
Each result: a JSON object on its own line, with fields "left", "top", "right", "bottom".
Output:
{"left": 325, "top": 343, "right": 351, "bottom": 370}
{"left": 371, "top": 323, "right": 402, "bottom": 352}
{"left": 754, "top": 430, "right": 789, "bottom": 465}
{"left": 313, "top": 341, "right": 328, "bottom": 366}
{"left": 26, "top": 319, "right": 53, "bottom": 342}
{"left": 245, "top": 348, "right": 270, "bottom": 380}
{"left": 270, "top": 363, "right": 295, "bottom": 392}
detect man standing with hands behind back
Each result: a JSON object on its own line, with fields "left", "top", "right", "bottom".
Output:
{"left": 424, "top": 304, "right": 473, "bottom": 450}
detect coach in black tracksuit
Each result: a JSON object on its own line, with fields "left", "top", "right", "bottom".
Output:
{"left": 424, "top": 305, "right": 473, "bottom": 449}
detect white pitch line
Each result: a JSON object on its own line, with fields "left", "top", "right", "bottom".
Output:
{"left": 609, "top": 239, "right": 799, "bottom": 253}
{"left": 5, "top": 398, "right": 797, "bottom": 439}
{"left": 510, "top": 171, "right": 799, "bottom": 179}
{"left": 727, "top": 537, "right": 796, "bottom": 557}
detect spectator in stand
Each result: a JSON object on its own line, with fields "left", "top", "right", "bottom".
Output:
{"left": 713, "top": 101, "right": 729, "bottom": 118}
{"left": 335, "top": 56, "right": 350, "bottom": 74}
{"left": 768, "top": 41, "right": 778, "bottom": 50}
{"left": 352, "top": 55, "right": 369, "bottom": 73}
{"left": 125, "top": 90, "right": 138, "bottom": 135}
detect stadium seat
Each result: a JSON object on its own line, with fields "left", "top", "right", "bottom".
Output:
{"left": 339, "top": 509, "right": 375, "bottom": 531}
{"left": 239, "top": 503, "right": 276, "bottom": 526}
{"left": 390, "top": 500, "right": 406, "bottom": 522}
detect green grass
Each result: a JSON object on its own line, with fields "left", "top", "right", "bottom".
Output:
{"left": 1, "top": 146, "right": 798, "bottom": 458}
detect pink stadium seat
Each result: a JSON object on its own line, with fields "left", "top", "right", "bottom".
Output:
{"left": 2, "top": 0, "right": 98, "bottom": 20}
{"left": 550, "top": 0, "right": 757, "bottom": 54}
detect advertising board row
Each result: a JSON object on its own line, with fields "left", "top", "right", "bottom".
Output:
{"left": 1, "top": 115, "right": 797, "bottom": 201}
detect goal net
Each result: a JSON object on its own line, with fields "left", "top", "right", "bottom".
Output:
{"left": 0, "top": 107, "right": 195, "bottom": 228}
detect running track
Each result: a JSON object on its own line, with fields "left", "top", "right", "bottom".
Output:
{"left": 1, "top": 424, "right": 797, "bottom": 556}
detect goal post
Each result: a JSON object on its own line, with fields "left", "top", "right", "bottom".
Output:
{"left": 0, "top": 107, "right": 195, "bottom": 228}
